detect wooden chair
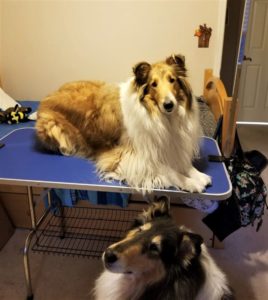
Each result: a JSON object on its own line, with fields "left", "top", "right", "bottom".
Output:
{"left": 203, "top": 69, "right": 238, "bottom": 158}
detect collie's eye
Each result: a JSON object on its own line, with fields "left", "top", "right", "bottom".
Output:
{"left": 151, "top": 81, "right": 158, "bottom": 88}
{"left": 149, "top": 243, "right": 159, "bottom": 253}
{"left": 169, "top": 77, "right": 175, "bottom": 83}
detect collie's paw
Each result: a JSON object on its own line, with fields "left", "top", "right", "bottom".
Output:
{"left": 101, "top": 172, "right": 122, "bottom": 182}
{"left": 59, "top": 146, "right": 76, "bottom": 156}
{"left": 189, "top": 168, "right": 212, "bottom": 188}
{"left": 181, "top": 178, "right": 207, "bottom": 193}
{"left": 198, "top": 172, "right": 212, "bottom": 187}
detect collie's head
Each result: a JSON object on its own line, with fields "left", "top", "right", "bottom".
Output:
{"left": 132, "top": 54, "right": 193, "bottom": 116}
{"left": 102, "top": 197, "right": 204, "bottom": 283}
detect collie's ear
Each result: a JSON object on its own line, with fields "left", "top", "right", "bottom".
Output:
{"left": 166, "top": 54, "right": 185, "bottom": 68}
{"left": 132, "top": 215, "right": 146, "bottom": 228}
{"left": 178, "top": 232, "right": 204, "bottom": 267}
{"left": 166, "top": 54, "right": 187, "bottom": 77}
{"left": 186, "top": 232, "right": 204, "bottom": 255}
{"left": 133, "top": 62, "right": 151, "bottom": 86}
{"left": 176, "top": 76, "right": 193, "bottom": 110}
{"left": 152, "top": 196, "right": 170, "bottom": 217}
{"left": 135, "top": 196, "right": 171, "bottom": 225}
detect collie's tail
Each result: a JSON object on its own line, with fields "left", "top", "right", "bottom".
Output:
{"left": 36, "top": 110, "right": 89, "bottom": 157}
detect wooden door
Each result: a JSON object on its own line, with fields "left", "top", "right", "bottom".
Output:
{"left": 238, "top": 0, "right": 268, "bottom": 122}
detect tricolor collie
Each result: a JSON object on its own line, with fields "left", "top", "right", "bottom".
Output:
{"left": 94, "top": 197, "right": 234, "bottom": 300}
{"left": 36, "top": 54, "right": 211, "bottom": 192}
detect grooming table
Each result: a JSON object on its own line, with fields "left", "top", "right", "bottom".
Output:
{"left": 0, "top": 127, "right": 231, "bottom": 198}
{"left": 0, "top": 128, "right": 231, "bottom": 299}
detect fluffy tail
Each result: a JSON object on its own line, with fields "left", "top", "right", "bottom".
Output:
{"left": 36, "top": 110, "right": 90, "bottom": 157}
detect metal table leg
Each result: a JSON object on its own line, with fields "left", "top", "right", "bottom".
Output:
{"left": 24, "top": 230, "right": 35, "bottom": 300}
{"left": 23, "top": 186, "right": 36, "bottom": 300}
{"left": 23, "top": 188, "right": 52, "bottom": 299}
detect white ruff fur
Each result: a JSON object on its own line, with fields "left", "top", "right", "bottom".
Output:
{"left": 94, "top": 244, "right": 230, "bottom": 300}
{"left": 94, "top": 272, "right": 149, "bottom": 300}
{"left": 196, "top": 245, "right": 231, "bottom": 300}
{"left": 101, "top": 78, "right": 211, "bottom": 193}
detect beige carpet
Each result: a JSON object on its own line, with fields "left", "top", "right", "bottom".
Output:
{"left": 0, "top": 125, "right": 267, "bottom": 300}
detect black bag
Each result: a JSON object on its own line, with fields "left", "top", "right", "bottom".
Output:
{"left": 202, "top": 192, "right": 241, "bottom": 241}
{"left": 203, "top": 121, "right": 267, "bottom": 241}
{"left": 228, "top": 152, "right": 267, "bottom": 229}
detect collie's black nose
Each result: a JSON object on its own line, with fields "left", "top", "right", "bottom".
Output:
{"left": 163, "top": 101, "right": 174, "bottom": 112}
{"left": 104, "top": 249, "right": 118, "bottom": 264}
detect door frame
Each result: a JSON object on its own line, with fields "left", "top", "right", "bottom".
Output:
{"left": 220, "top": 0, "right": 246, "bottom": 96}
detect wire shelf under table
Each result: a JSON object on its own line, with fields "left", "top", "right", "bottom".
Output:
{"left": 32, "top": 205, "right": 141, "bottom": 258}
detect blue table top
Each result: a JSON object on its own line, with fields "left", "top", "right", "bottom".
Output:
{"left": 0, "top": 128, "right": 232, "bottom": 200}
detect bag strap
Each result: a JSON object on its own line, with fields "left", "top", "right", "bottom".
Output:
{"left": 233, "top": 130, "right": 244, "bottom": 159}
{"left": 211, "top": 114, "right": 244, "bottom": 161}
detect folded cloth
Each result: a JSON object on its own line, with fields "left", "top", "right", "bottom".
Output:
{"left": 51, "top": 189, "right": 129, "bottom": 208}
{"left": 0, "top": 88, "right": 21, "bottom": 111}
{"left": 182, "top": 197, "right": 219, "bottom": 213}
{"left": 28, "top": 111, "right": 37, "bottom": 120}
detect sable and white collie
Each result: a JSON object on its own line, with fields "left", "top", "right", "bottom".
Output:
{"left": 36, "top": 54, "right": 211, "bottom": 192}
{"left": 94, "top": 197, "right": 235, "bottom": 300}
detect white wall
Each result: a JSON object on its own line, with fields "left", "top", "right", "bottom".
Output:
{"left": 1, "top": 0, "right": 226, "bottom": 100}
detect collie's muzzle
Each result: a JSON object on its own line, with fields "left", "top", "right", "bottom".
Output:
{"left": 161, "top": 93, "right": 177, "bottom": 114}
